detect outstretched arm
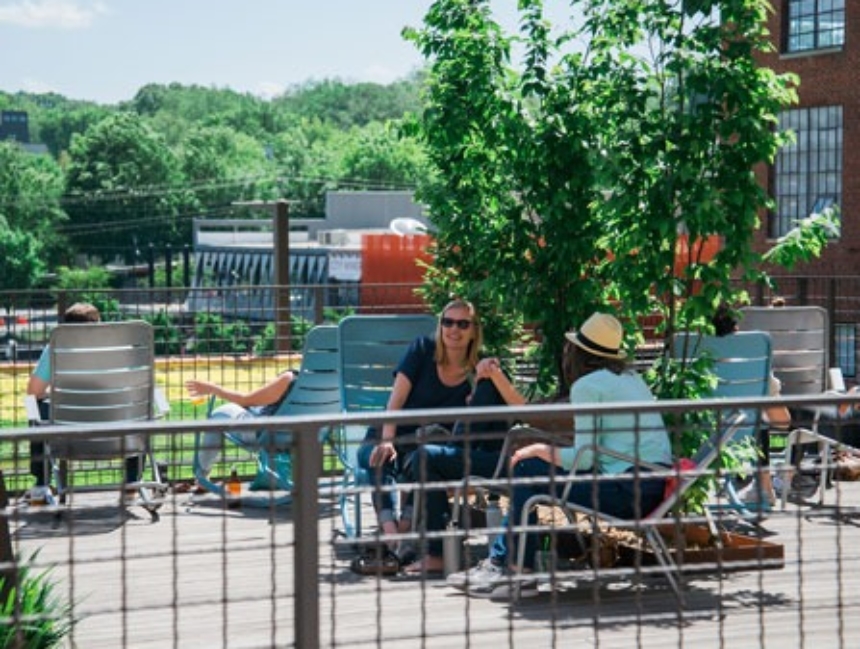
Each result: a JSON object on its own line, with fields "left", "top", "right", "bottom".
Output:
{"left": 186, "top": 372, "right": 294, "bottom": 408}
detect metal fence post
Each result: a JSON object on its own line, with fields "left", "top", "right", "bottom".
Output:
{"left": 293, "top": 425, "right": 320, "bottom": 649}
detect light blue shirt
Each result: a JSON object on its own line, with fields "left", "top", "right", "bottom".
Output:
{"left": 32, "top": 346, "right": 51, "bottom": 383}
{"left": 559, "top": 369, "right": 672, "bottom": 474}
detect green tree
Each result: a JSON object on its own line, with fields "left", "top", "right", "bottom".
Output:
{"left": 0, "top": 226, "right": 45, "bottom": 294}
{"left": 37, "top": 104, "right": 115, "bottom": 157}
{"left": 406, "top": 0, "right": 804, "bottom": 396}
{"left": 273, "top": 77, "right": 423, "bottom": 128}
{"left": 0, "top": 141, "right": 68, "bottom": 266}
{"left": 178, "top": 124, "right": 275, "bottom": 213}
{"left": 340, "top": 121, "right": 428, "bottom": 190}
{"left": 64, "top": 112, "right": 191, "bottom": 261}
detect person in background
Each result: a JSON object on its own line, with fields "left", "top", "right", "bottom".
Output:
{"left": 182, "top": 371, "right": 295, "bottom": 493}
{"left": 713, "top": 303, "right": 791, "bottom": 508}
{"left": 447, "top": 312, "right": 673, "bottom": 599}
{"left": 26, "top": 302, "right": 143, "bottom": 505}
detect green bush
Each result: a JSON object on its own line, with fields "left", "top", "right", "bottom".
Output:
{"left": 193, "top": 313, "right": 252, "bottom": 355}
{"left": 0, "top": 556, "right": 73, "bottom": 649}
{"left": 143, "top": 309, "right": 183, "bottom": 355}
{"left": 253, "top": 316, "right": 312, "bottom": 355}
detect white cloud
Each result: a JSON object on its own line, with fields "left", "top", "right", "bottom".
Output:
{"left": 0, "top": 0, "right": 107, "bottom": 29}
{"left": 255, "top": 81, "right": 286, "bottom": 100}
{"left": 360, "top": 64, "right": 404, "bottom": 85}
{"left": 20, "top": 76, "right": 58, "bottom": 94}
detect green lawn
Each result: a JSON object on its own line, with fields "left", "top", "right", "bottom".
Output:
{"left": 0, "top": 355, "right": 342, "bottom": 494}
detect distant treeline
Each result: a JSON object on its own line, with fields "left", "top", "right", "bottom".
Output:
{"left": 0, "top": 76, "right": 430, "bottom": 287}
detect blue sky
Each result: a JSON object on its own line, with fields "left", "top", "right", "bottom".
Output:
{"left": 0, "top": 0, "right": 575, "bottom": 105}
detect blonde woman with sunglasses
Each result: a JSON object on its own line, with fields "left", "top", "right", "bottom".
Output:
{"left": 354, "top": 299, "right": 520, "bottom": 573}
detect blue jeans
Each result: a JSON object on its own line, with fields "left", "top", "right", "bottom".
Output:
{"left": 408, "top": 444, "right": 502, "bottom": 557}
{"left": 489, "top": 458, "right": 666, "bottom": 569}
{"left": 357, "top": 440, "right": 408, "bottom": 525}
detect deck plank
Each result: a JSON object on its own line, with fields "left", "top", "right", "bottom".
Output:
{"left": 7, "top": 481, "right": 860, "bottom": 648}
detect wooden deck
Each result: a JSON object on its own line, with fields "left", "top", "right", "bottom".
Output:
{"left": 7, "top": 479, "right": 860, "bottom": 649}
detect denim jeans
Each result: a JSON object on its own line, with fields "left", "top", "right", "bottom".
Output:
{"left": 357, "top": 441, "right": 406, "bottom": 525}
{"left": 489, "top": 457, "right": 666, "bottom": 569}
{"left": 408, "top": 444, "right": 502, "bottom": 557}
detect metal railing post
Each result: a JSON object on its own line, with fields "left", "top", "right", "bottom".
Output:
{"left": 293, "top": 424, "right": 320, "bottom": 649}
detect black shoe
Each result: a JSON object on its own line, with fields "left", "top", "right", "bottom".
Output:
{"left": 789, "top": 474, "right": 818, "bottom": 502}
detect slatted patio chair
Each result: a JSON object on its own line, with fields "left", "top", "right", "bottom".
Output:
{"left": 331, "top": 314, "right": 437, "bottom": 539}
{"left": 671, "top": 331, "right": 773, "bottom": 517}
{"left": 739, "top": 305, "right": 859, "bottom": 507}
{"left": 25, "top": 321, "right": 168, "bottom": 521}
{"left": 505, "top": 411, "right": 749, "bottom": 603}
{"left": 192, "top": 324, "right": 341, "bottom": 507}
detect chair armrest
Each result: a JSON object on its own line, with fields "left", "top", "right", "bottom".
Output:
{"left": 154, "top": 388, "right": 171, "bottom": 418}
{"left": 24, "top": 395, "right": 42, "bottom": 423}
{"left": 491, "top": 425, "right": 571, "bottom": 479}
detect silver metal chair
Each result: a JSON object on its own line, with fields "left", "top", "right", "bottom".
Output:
{"left": 27, "top": 321, "right": 168, "bottom": 520}
{"left": 739, "top": 305, "right": 859, "bottom": 507}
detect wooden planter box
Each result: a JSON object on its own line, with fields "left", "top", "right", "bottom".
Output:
{"left": 617, "top": 524, "right": 785, "bottom": 573}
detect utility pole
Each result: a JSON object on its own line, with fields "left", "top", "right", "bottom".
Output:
{"left": 273, "top": 200, "right": 292, "bottom": 353}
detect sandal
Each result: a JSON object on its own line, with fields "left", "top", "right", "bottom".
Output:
{"left": 350, "top": 546, "right": 401, "bottom": 576}
{"left": 173, "top": 481, "right": 208, "bottom": 495}
{"left": 402, "top": 556, "right": 444, "bottom": 576}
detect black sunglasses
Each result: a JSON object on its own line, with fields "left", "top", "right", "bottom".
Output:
{"left": 441, "top": 317, "right": 472, "bottom": 330}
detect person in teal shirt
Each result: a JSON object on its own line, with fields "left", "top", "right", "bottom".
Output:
{"left": 26, "top": 303, "right": 142, "bottom": 502}
{"left": 447, "top": 312, "right": 672, "bottom": 598}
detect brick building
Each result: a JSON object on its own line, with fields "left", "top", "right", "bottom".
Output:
{"left": 754, "top": 1, "right": 853, "bottom": 276}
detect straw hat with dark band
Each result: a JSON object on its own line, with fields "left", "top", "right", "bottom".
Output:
{"left": 564, "top": 312, "right": 626, "bottom": 360}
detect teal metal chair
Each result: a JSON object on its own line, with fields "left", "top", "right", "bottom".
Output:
{"left": 332, "top": 314, "right": 437, "bottom": 538}
{"left": 192, "top": 324, "right": 341, "bottom": 507}
{"left": 671, "top": 330, "right": 773, "bottom": 516}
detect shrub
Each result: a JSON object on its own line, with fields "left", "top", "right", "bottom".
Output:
{"left": 0, "top": 555, "right": 73, "bottom": 649}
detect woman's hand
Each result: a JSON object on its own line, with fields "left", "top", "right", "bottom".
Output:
{"left": 510, "top": 443, "right": 552, "bottom": 468}
{"left": 476, "top": 357, "right": 501, "bottom": 380}
{"left": 369, "top": 441, "right": 397, "bottom": 467}
{"left": 186, "top": 379, "right": 217, "bottom": 399}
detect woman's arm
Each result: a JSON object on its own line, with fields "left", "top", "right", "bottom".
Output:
{"left": 368, "top": 372, "right": 413, "bottom": 467}
{"left": 509, "top": 443, "right": 561, "bottom": 468}
{"left": 186, "top": 372, "right": 294, "bottom": 408}
{"left": 475, "top": 358, "right": 527, "bottom": 405}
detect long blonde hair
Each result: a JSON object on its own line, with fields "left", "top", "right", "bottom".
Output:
{"left": 434, "top": 299, "right": 482, "bottom": 370}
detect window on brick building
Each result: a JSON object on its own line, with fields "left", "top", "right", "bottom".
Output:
{"left": 785, "top": 0, "right": 845, "bottom": 53}
{"left": 835, "top": 323, "right": 856, "bottom": 379}
{"left": 771, "top": 105, "right": 842, "bottom": 238}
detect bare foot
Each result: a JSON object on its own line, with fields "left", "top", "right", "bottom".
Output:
{"left": 403, "top": 555, "right": 445, "bottom": 574}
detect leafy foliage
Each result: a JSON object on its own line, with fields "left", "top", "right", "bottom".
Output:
{"left": 1, "top": 76, "right": 429, "bottom": 268}
{"left": 406, "top": 0, "right": 803, "bottom": 395}
{"left": 763, "top": 206, "right": 841, "bottom": 270}
{"left": 192, "top": 313, "right": 252, "bottom": 355}
{"left": 143, "top": 309, "right": 183, "bottom": 355}
{"left": 0, "top": 554, "right": 74, "bottom": 649}
{"left": 53, "top": 266, "right": 121, "bottom": 319}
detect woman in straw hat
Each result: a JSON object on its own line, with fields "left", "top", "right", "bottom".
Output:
{"left": 447, "top": 311, "right": 673, "bottom": 598}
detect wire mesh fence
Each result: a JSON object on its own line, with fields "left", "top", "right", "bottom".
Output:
{"left": 1, "top": 396, "right": 860, "bottom": 647}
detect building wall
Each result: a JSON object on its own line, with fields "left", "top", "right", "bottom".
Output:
{"left": 0, "top": 110, "right": 30, "bottom": 143}
{"left": 754, "top": 2, "right": 860, "bottom": 277}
